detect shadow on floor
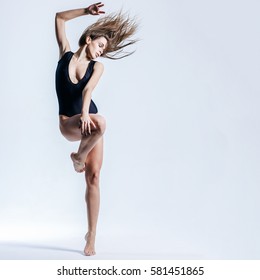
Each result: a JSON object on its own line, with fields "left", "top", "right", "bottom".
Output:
{"left": 0, "top": 241, "right": 84, "bottom": 257}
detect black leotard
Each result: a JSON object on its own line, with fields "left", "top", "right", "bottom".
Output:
{"left": 55, "top": 51, "right": 98, "bottom": 117}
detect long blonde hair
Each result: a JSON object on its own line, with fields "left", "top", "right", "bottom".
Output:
{"left": 78, "top": 12, "right": 139, "bottom": 59}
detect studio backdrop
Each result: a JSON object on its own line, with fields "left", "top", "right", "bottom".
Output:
{"left": 0, "top": 0, "right": 259, "bottom": 259}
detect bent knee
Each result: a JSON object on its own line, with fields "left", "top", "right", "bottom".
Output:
{"left": 94, "top": 115, "right": 106, "bottom": 134}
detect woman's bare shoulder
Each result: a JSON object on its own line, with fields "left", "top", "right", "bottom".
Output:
{"left": 93, "top": 61, "right": 104, "bottom": 72}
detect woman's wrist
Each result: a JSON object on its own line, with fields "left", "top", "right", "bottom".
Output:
{"left": 84, "top": 7, "right": 90, "bottom": 15}
{"left": 81, "top": 111, "right": 89, "bottom": 117}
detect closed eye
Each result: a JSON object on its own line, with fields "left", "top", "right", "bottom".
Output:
{"left": 99, "top": 43, "right": 104, "bottom": 48}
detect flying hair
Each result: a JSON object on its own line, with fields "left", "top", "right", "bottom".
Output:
{"left": 78, "top": 11, "right": 139, "bottom": 59}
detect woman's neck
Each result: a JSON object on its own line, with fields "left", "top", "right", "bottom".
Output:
{"left": 74, "top": 45, "right": 91, "bottom": 61}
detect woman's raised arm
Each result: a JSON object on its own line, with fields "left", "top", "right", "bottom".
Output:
{"left": 55, "top": 2, "right": 105, "bottom": 58}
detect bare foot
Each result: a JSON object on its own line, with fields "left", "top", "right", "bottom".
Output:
{"left": 84, "top": 232, "right": 96, "bottom": 256}
{"left": 70, "top": 153, "right": 85, "bottom": 173}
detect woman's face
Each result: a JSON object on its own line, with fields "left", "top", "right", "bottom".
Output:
{"left": 86, "top": 36, "right": 108, "bottom": 59}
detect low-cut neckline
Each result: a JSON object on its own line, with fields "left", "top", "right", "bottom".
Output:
{"left": 67, "top": 52, "right": 92, "bottom": 85}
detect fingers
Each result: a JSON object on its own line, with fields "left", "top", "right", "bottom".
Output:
{"left": 94, "top": 9, "right": 105, "bottom": 15}
{"left": 94, "top": 2, "right": 105, "bottom": 14}
{"left": 81, "top": 120, "right": 89, "bottom": 135}
{"left": 88, "top": 122, "right": 91, "bottom": 135}
{"left": 79, "top": 119, "right": 96, "bottom": 136}
{"left": 91, "top": 10, "right": 105, "bottom": 16}
{"left": 87, "top": 119, "right": 97, "bottom": 135}
{"left": 96, "top": 3, "right": 105, "bottom": 10}
{"left": 90, "top": 119, "right": 97, "bottom": 129}
{"left": 80, "top": 120, "right": 85, "bottom": 135}
{"left": 79, "top": 119, "right": 86, "bottom": 135}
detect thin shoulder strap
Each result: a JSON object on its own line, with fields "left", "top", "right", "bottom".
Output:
{"left": 88, "top": 60, "right": 96, "bottom": 73}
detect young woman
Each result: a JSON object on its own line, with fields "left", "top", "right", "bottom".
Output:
{"left": 55, "top": 2, "right": 138, "bottom": 256}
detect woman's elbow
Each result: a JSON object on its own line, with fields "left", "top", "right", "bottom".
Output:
{"left": 55, "top": 12, "right": 66, "bottom": 21}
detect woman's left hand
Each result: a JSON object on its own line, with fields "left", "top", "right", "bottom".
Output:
{"left": 86, "top": 2, "right": 105, "bottom": 15}
{"left": 79, "top": 114, "right": 97, "bottom": 135}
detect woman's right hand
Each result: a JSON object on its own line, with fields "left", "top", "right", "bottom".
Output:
{"left": 86, "top": 2, "right": 105, "bottom": 15}
{"left": 79, "top": 114, "right": 97, "bottom": 135}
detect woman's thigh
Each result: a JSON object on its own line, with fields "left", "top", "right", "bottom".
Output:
{"left": 59, "top": 114, "right": 103, "bottom": 141}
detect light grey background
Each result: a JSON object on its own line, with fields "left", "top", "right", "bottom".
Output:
{"left": 0, "top": 0, "right": 259, "bottom": 259}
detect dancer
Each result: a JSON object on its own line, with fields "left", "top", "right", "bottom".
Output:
{"left": 55, "top": 2, "right": 138, "bottom": 255}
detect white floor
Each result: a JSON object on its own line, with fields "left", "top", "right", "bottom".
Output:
{"left": 0, "top": 230, "right": 258, "bottom": 260}
{"left": 0, "top": 237, "right": 203, "bottom": 260}
{"left": 1, "top": 209, "right": 260, "bottom": 260}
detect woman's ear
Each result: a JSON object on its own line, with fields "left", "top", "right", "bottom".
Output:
{"left": 85, "top": 36, "right": 92, "bottom": 45}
